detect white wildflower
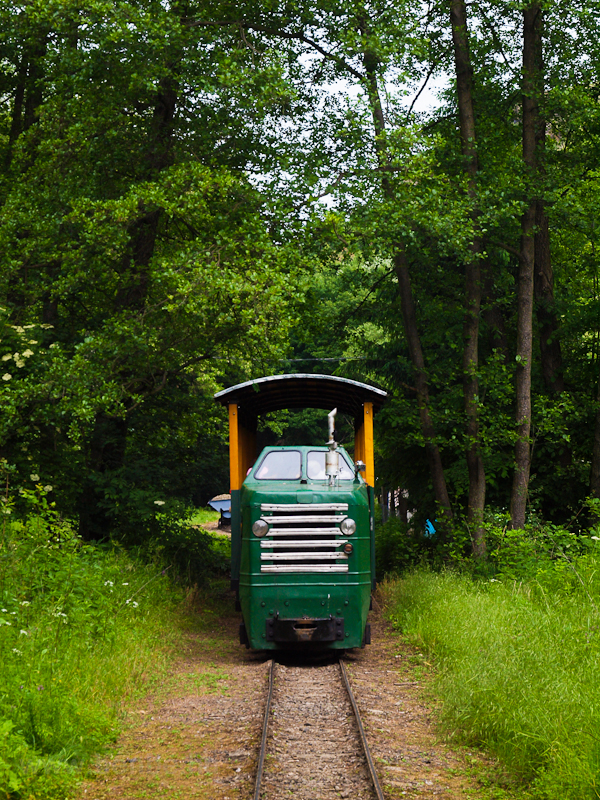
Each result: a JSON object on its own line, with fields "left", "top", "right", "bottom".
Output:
{"left": 20, "top": 601, "right": 30, "bottom": 606}
{"left": 592, "top": 536, "right": 600, "bottom": 541}
{"left": 12, "top": 649, "right": 22, "bottom": 655}
{"left": 22, "top": 349, "right": 34, "bottom": 358}
{"left": 132, "top": 601, "right": 138, "bottom": 608}
{"left": 1, "top": 608, "right": 6, "bottom": 612}
{"left": 30, "top": 474, "right": 40, "bottom": 482}
{"left": 27, "top": 340, "right": 38, "bottom": 345}
{"left": 15, "top": 359, "right": 25, "bottom": 368}
{"left": 11, "top": 326, "right": 25, "bottom": 334}
{"left": 19, "top": 629, "right": 28, "bottom": 635}
{"left": 122, "top": 582, "right": 129, "bottom": 586}
{"left": 104, "top": 580, "right": 113, "bottom": 587}
{"left": 154, "top": 500, "right": 165, "bottom": 505}
{"left": 2, "top": 373, "right": 11, "bottom": 381}
{"left": 1, "top": 354, "right": 11, "bottom": 361}
{"left": 43, "top": 485, "right": 53, "bottom": 492}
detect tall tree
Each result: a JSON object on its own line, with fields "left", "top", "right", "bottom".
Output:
{"left": 450, "top": 0, "right": 486, "bottom": 554}
{"left": 0, "top": 0, "right": 302, "bottom": 532}
{"left": 510, "top": 1, "right": 542, "bottom": 528}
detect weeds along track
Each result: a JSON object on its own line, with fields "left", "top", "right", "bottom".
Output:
{"left": 254, "top": 657, "right": 385, "bottom": 800}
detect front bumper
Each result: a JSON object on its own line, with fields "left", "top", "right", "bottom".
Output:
{"left": 265, "top": 616, "right": 345, "bottom": 643}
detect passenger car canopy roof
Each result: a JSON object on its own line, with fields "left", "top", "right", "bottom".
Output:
{"left": 214, "top": 373, "right": 386, "bottom": 417}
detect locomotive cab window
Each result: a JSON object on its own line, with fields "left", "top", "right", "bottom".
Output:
{"left": 306, "top": 450, "right": 355, "bottom": 481}
{"left": 254, "top": 450, "right": 302, "bottom": 480}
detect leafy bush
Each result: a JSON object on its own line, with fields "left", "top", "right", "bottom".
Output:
{"left": 0, "top": 500, "right": 184, "bottom": 798}
{"left": 375, "top": 517, "right": 425, "bottom": 577}
{"left": 141, "top": 513, "right": 227, "bottom": 585}
{"left": 108, "top": 495, "right": 228, "bottom": 585}
{"left": 484, "top": 518, "right": 596, "bottom": 582}
{"left": 383, "top": 546, "right": 600, "bottom": 799}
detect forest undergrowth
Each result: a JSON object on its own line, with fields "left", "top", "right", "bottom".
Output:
{"left": 382, "top": 525, "right": 600, "bottom": 800}
{"left": 0, "top": 503, "right": 192, "bottom": 800}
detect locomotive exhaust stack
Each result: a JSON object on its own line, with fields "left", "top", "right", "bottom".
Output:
{"left": 326, "top": 407, "right": 339, "bottom": 485}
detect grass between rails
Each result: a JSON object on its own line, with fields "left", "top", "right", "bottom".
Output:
{"left": 382, "top": 550, "right": 600, "bottom": 800}
{"left": 0, "top": 511, "right": 227, "bottom": 800}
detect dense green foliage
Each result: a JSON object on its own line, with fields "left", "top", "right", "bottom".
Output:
{"left": 4, "top": 2, "right": 600, "bottom": 791}
{"left": 2, "top": 0, "right": 600, "bottom": 541}
{"left": 384, "top": 540, "right": 600, "bottom": 798}
{"left": 0, "top": 0, "right": 309, "bottom": 540}
{"left": 0, "top": 507, "right": 185, "bottom": 798}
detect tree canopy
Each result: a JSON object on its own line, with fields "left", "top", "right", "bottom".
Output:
{"left": 2, "top": 0, "right": 600, "bottom": 552}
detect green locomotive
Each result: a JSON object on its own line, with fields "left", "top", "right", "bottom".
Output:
{"left": 215, "top": 374, "right": 386, "bottom": 650}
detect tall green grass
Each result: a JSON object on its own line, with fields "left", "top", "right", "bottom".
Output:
{"left": 0, "top": 512, "right": 184, "bottom": 799}
{"left": 384, "top": 553, "right": 600, "bottom": 799}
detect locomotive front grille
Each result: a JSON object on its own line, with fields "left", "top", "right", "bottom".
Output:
{"left": 258, "top": 503, "right": 350, "bottom": 573}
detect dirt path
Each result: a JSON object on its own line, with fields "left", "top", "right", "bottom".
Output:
{"left": 77, "top": 591, "right": 508, "bottom": 800}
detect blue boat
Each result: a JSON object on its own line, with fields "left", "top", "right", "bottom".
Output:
{"left": 207, "top": 494, "right": 232, "bottom": 527}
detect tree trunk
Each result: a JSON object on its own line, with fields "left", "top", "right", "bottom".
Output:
{"left": 532, "top": 42, "right": 563, "bottom": 396}
{"left": 510, "top": 2, "right": 541, "bottom": 528}
{"left": 361, "top": 27, "right": 453, "bottom": 525}
{"left": 450, "top": 0, "right": 486, "bottom": 556}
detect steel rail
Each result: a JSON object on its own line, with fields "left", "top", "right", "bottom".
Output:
{"left": 254, "top": 659, "right": 275, "bottom": 800}
{"left": 339, "top": 658, "right": 386, "bottom": 800}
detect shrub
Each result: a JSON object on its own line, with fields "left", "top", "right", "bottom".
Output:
{"left": 0, "top": 504, "right": 183, "bottom": 798}
{"left": 484, "top": 519, "right": 596, "bottom": 582}
{"left": 375, "top": 517, "right": 425, "bottom": 577}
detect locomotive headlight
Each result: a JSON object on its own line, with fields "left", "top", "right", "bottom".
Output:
{"left": 252, "top": 519, "right": 269, "bottom": 537}
{"left": 340, "top": 518, "right": 356, "bottom": 535}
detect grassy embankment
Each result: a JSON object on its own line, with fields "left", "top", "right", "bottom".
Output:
{"left": 0, "top": 505, "right": 224, "bottom": 800}
{"left": 382, "top": 530, "right": 600, "bottom": 799}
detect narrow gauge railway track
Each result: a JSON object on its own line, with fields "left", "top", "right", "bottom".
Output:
{"left": 254, "top": 658, "right": 385, "bottom": 800}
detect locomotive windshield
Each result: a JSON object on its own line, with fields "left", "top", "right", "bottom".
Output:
{"left": 254, "top": 450, "right": 302, "bottom": 480}
{"left": 306, "top": 450, "right": 355, "bottom": 480}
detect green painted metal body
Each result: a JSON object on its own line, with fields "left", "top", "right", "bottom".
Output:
{"left": 236, "top": 445, "right": 374, "bottom": 650}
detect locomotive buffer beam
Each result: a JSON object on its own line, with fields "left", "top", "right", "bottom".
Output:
{"left": 265, "top": 616, "right": 344, "bottom": 643}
